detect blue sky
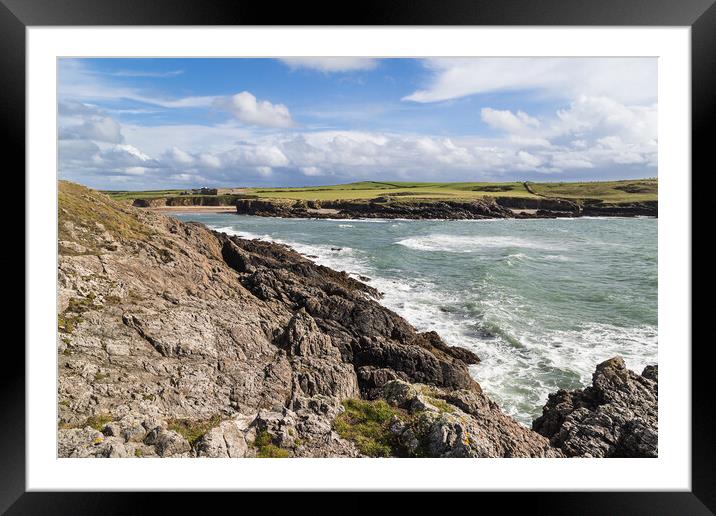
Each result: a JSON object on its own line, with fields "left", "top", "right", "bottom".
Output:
{"left": 58, "top": 57, "right": 657, "bottom": 190}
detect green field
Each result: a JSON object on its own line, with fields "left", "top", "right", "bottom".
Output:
{"left": 527, "top": 179, "right": 657, "bottom": 203}
{"left": 102, "top": 189, "right": 193, "bottom": 202}
{"left": 248, "top": 181, "right": 537, "bottom": 201}
{"left": 103, "top": 179, "right": 657, "bottom": 205}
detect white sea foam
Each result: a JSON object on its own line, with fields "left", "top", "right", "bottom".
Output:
{"left": 213, "top": 226, "right": 266, "bottom": 240}
{"left": 470, "top": 321, "right": 658, "bottom": 424}
{"left": 542, "top": 254, "right": 572, "bottom": 262}
{"left": 397, "top": 234, "right": 561, "bottom": 253}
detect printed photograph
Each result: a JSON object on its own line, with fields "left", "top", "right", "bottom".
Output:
{"left": 57, "top": 57, "right": 657, "bottom": 458}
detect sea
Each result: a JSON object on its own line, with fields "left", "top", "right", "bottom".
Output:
{"left": 174, "top": 213, "right": 657, "bottom": 426}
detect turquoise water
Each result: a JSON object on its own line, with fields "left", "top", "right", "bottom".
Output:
{"left": 175, "top": 213, "right": 657, "bottom": 425}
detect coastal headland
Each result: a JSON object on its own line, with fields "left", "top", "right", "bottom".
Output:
{"left": 59, "top": 181, "right": 658, "bottom": 458}
{"left": 107, "top": 179, "right": 658, "bottom": 219}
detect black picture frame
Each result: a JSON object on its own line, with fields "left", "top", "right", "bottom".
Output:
{"left": 6, "top": 0, "right": 711, "bottom": 512}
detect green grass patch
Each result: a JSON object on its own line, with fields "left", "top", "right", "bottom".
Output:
{"left": 252, "top": 430, "right": 291, "bottom": 458}
{"left": 246, "top": 181, "right": 538, "bottom": 202}
{"left": 333, "top": 399, "right": 407, "bottom": 457}
{"left": 102, "top": 188, "right": 190, "bottom": 202}
{"left": 167, "top": 415, "right": 222, "bottom": 448}
{"left": 66, "top": 293, "right": 97, "bottom": 312}
{"left": 85, "top": 413, "right": 113, "bottom": 432}
{"left": 425, "top": 396, "right": 455, "bottom": 414}
{"left": 59, "top": 294, "right": 101, "bottom": 334}
{"left": 134, "top": 448, "right": 143, "bottom": 457}
{"left": 58, "top": 314, "right": 82, "bottom": 334}
{"left": 529, "top": 179, "right": 657, "bottom": 203}
{"left": 59, "top": 181, "right": 154, "bottom": 254}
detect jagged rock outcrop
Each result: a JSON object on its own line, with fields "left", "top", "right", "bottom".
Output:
{"left": 532, "top": 357, "right": 658, "bottom": 457}
{"left": 57, "top": 181, "right": 657, "bottom": 458}
{"left": 232, "top": 197, "right": 657, "bottom": 220}
{"left": 382, "top": 380, "right": 561, "bottom": 458}
{"left": 235, "top": 198, "right": 514, "bottom": 219}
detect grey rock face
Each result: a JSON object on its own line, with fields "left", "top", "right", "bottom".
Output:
{"left": 383, "top": 380, "right": 562, "bottom": 458}
{"left": 235, "top": 198, "right": 515, "bottom": 220}
{"left": 195, "top": 419, "right": 249, "bottom": 458}
{"left": 155, "top": 430, "right": 191, "bottom": 457}
{"left": 532, "top": 357, "right": 658, "bottom": 457}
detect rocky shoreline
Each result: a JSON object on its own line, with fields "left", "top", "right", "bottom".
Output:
{"left": 132, "top": 194, "right": 658, "bottom": 219}
{"left": 232, "top": 197, "right": 658, "bottom": 220}
{"left": 59, "top": 182, "right": 657, "bottom": 458}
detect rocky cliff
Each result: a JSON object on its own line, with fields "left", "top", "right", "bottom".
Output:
{"left": 57, "top": 181, "right": 657, "bottom": 458}
{"left": 234, "top": 197, "right": 515, "bottom": 219}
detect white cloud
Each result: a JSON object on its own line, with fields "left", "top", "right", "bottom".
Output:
{"left": 300, "top": 166, "right": 323, "bottom": 176}
{"left": 107, "top": 69, "right": 184, "bottom": 78}
{"left": 223, "top": 143, "right": 290, "bottom": 168}
{"left": 107, "top": 144, "right": 152, "bottom": 163}
{"left": 59, "top": 100, "right": 104, "bottom": 117}
{"left": 516, "top": 150, "right": 543, "bottom": 169}
{"left": 170, "top": 173, "right": 206, "bottom": 182}
{"left": 215, "top": 91, "right": 294, "bottom": 128}
{"left": 61, "top": 119, "right": 658, "bottom": 188}
{"left": 125, "top": 166, "right": 149, "bottom": 175}
{"left": 60, "top": 116, "right": 124, "bottom": 144}
{"left": 279, "top": 58, "right": 378, "bottom": 73}
{"left": 198, "top": 153, "right": 221, "bottom": 168}
{"left": 481, "top": 108, "right": 540, "bottom": 134}
{"left": 58, "top": 81, "right": 657, "bottom": 188}
{"left": 163, "top": 146, "right": 195, "bottom": 165}
{"left": 122, "top": 122, "right": 253, "bottom": 157}
{"left": 551, "top": 155, "right": 594, "bottom": 169}
{"left": 59, "top": 59, "right": 217, "bottom": 109}
{"left": 552, "top": 95, "right": 657, "bottom": 145}
{"left": 404, "top": 58, "right": 657, "bottom": 105}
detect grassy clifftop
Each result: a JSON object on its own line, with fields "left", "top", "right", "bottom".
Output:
{"left": 104, "top": 179, "right": 657, "bottom": 205}
{"left": 58, "top": 181, "right": 154, "bottom": 255}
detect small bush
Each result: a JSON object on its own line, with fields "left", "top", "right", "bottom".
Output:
{"left": 59, "top": 294, "right": 100, "bottom": 334}
{"left": 85, "top": 413, "right": 113, "bottom": 431}
{"left": 333, "top": 399, "right": 405, "bottom": 457}
{"left": 252, "top": 430, "right": 291, "bottom": 458}
{"left": 67, "top": 294, "right": 97, "bottom": 313}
